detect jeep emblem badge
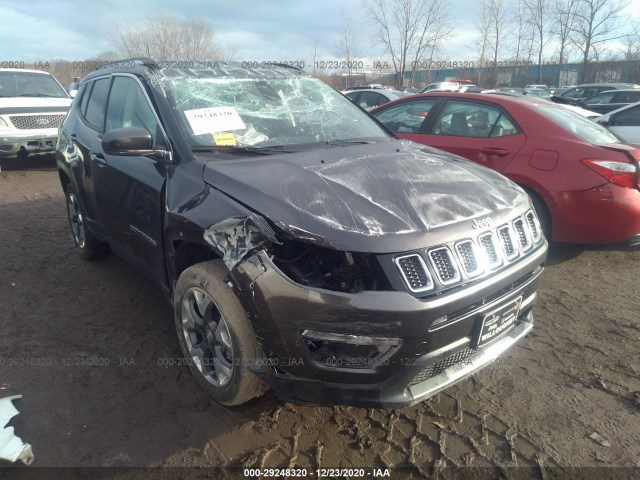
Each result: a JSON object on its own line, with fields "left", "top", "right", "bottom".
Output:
{"left": 472, "top": 217, "right": 493, "bottom": 229}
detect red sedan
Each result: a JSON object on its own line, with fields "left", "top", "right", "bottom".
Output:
{"left": 371, "top": 92, "right": 640, "bottom": 244}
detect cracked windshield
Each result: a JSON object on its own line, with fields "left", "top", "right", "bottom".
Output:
{"left": 164, "top": 75, "right": 389, "bottom": 150}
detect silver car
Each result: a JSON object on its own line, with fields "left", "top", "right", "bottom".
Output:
{"left": 595, "top": 101, "right": 640, "bottom": 144}
{"left": 0, "top": 69, "right": 72, "bottom": 160}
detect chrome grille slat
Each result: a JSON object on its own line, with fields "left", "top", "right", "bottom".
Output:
{"left": 455, "top": 240, "right": 483, "bottom": 277}
{"left": 526, "top": 210, "right": 541, "bottom": 243}
{"left": 498, "top": 225, "right": 518, "bottom": 260}
{"left": 395, "top": 254, "right": 433, "bottom": 292}
{"left": 9, "top": 114, "right": 66, "bottom": 130}
{"left": 428, "top": 247, "right": 461, "bottom": 285}
{"left": 478, "top": 232, "right": 502, "bottom": 270}
{"left": 513, "top": 217, "right": 532, "bottom": 252}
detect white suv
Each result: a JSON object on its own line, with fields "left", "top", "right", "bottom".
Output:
{"left": 0, "top": 69, "right": 72, "bottom": 161}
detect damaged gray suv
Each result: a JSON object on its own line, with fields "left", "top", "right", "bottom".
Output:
{"left": 56, "top": 59, "right": 547, "bottom": 407}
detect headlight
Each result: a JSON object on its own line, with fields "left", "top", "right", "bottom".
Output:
{"left": 0, "top": 117, "right": 9, "bottom": 129}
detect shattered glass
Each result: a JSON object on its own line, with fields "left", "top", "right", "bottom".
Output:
{"left": 162, "top": 75, "right": 389, "bottom": 149}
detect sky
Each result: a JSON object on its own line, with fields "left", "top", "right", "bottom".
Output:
{"left": 0, "top": 0, "right": 639, "bottom": 69}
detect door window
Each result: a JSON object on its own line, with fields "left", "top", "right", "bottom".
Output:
{"left": 586, "top": 92, "right": 616, "bottom": 104}
{"left": 610, "top": 104, "right": 640, "bottom": 126}
{"left": 562, "top": 87, "right": 584, "bottom": 99}
{"left": 613, "top": 91, "right": 640, "bottom": 103}
{"left": 105, "top": 76, "right": 159, "bottom": 145}
{"left": 83, "top": 78, "right": 110, "bottom": 131}
{"left": 432, "top": 100, "right": 519, "bottom": 138}
{"left": 357, "top": 91, "right": 387, "bottom": 109}
{"left": 373, "top": 98, "right": 438, "bottom": 133}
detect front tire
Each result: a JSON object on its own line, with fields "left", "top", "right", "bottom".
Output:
{"left": 64, "top": 183, "right": 110, "bottom": 260}
{"left": 173, "top": 260, "right": 267, "bottom": 406}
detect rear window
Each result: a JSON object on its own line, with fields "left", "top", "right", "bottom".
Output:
{"left": 536, "top": 105, "right": 620, "bottom": 145}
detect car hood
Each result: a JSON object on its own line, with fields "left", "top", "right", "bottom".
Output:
{"left": 0, "top": 97, "right": 72, "bottom": 113}
{"left": 201, "top": 140, "right": 527, "bottom": 253}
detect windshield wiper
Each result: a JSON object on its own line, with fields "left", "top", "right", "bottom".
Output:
{"left": 192, "top": 145, "right": 293, "bottom": 156}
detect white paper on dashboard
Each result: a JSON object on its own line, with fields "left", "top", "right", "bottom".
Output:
{"left": 184, "top": 107, "right": 246, "bottom": 135}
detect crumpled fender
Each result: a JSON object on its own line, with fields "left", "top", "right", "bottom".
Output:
{"left": 0, "top": 395, "right": 34, "bottom": 465}
{"left": 203, "top": 215, "right": 280, "bottom": 270}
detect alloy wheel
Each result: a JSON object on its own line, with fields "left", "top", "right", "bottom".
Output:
{"left": 181, "top": 287, "right": 234, "bottom": 387}
{"left": 67, "top": 192, "right": 86, "bottom": 248}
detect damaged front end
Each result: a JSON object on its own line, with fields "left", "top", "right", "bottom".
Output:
{"left": 203, "top": 216, "right": 392, "bottom": 294}
{"left": 203, "top": 214, "right": 280, "bottom": 270}
{"left": 0, "top": 395, "right": 34, "bottom": 465}
{"left": 198, "top": 206, "right": 546, "bottom": 408}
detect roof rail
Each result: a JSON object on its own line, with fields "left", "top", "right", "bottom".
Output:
{"left": 93, "top": 57, "right": 159, "bottom": 71}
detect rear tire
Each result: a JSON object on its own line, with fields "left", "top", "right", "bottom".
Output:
{"left": 64, "top": 183, "right": 110, "bottom": 260}
{"left": 173, "top": 260, "right": 268, "bottom": 406}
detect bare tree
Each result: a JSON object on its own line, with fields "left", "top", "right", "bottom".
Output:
{"left": 487, "top": 0, "right": 513, "bottom": 87}
{"left": 338, "top": 7, "right": 362, "bottom": 88}
{"left": 525, "top": 0, "right": 551, "bottom": 83}
{"left": 552, "top": 0, "right": 578, "bottom": 84}
{"left": 408, "top": 0, "right": 453, "bottom": 87}
{"left": 109, "top": 13, "right": 224, "bottom": 61}
{"left": 511, "top": 0, "right": 534, "bottom": 86}
{"left": 364, "top": 0, "right": 449, "bottom": 89}
{"left": 471, "top": 1, "right": 493, "bottom": 87}
{"left": 622, "top": 21, "right": 640, "bottom": 61}
{"left": 570, "top": 0, "right": 630, "bottom": 83}
{"left": 311, "top": 32, "right": 321, "bottom": 76}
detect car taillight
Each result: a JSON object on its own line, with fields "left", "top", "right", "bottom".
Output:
{"left": 581, "top": 159, "right": 638, "bottom": 189}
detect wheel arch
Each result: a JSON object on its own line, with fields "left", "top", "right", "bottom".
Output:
{"left": 517, "top": 183, "right": 553, "bottom": 240}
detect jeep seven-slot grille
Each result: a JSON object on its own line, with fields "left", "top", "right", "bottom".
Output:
{"left": 409, "top": 348, "right": 477, "bottom": 386}
{"left": 9, "top": 114, "right": 66, "bottom": 130}
{"left": 394, "top": 211, "right": 543, "bottom": 294}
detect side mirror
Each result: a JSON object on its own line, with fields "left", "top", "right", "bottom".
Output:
{"left": 69, "top": 89, "right": 77, "bottom": 98}
{"left": 597, "top": 116, "right": 610, "bottom": 127}
{"left": 102, "top": 127, "right": 153, "bottom": 155}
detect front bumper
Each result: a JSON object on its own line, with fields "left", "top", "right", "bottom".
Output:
{"left": 232, "top": 242, "right": 547, "bottom": 408}
{"left": 0, "top": 131, "right": 58, "bottom": 159}
{"left": 256, "top": 314, "right": 533, "bottom": 408}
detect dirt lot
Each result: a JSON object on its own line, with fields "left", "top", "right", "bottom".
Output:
{"left": 1, "top": 166, "right": 639, "bottom": 479}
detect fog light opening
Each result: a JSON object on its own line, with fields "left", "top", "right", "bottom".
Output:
{"left": 301, "top": 330, "right": 401, "bottom": 369}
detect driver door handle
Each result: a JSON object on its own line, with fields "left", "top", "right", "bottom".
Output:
{"left": 91, "top": 153, "right": 107, "bottom": 166}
